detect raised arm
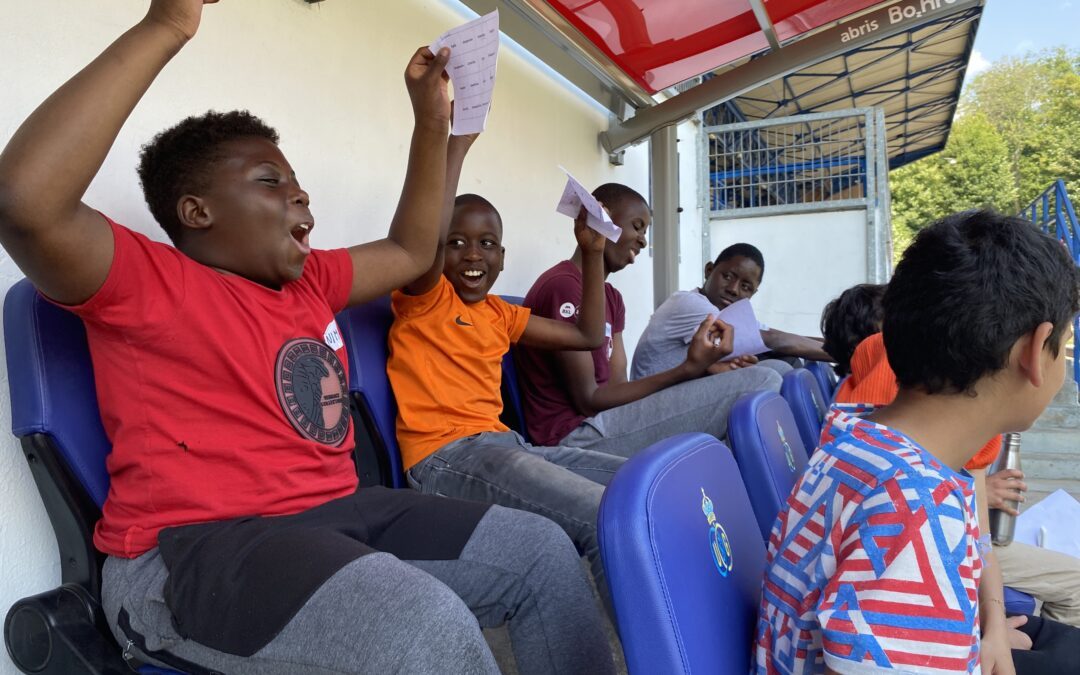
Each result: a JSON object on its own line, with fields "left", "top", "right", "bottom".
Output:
{"left": 344, "top": 46, "right": 452, "bottom": 306}
{"left": 552, "top": 316, "right": 733, "bottom": 417}
{"left": 403, "top": 122, "right": 478, "bottom": 296}
{"left": 518, "top": 211, "right": 606, "bottom": 350}
{"left": 761, "top": 328, "right": 832, "bottom": 362}
{"left": 0, "top": 0, "right": 218, "bottom": 304}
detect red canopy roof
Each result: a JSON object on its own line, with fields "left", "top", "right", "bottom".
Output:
{"left": 546, "top": 0, "right": 885, "bottom": 92}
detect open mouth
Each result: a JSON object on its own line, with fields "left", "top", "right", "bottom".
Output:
{"left": 460, "top": 269, "right": 487, "bottom": 287}
{"left": 290, "top": 223, "right": 312, "bottom": 254}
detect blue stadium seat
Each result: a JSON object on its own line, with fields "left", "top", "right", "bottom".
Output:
{"left": 3, "top": 278, "right": 182, "bottom": 674}
{"left": 727, "top": 391, "right": 810, "bottom": 540}
{"left": 780, "top": 368, "right": 829, "bottom": 454}
{"left": 336, "top": 296, "right": 406, "bottom": 488}
{"left": 598, "top": 433, "right": 765, "bottom": 675}
{"left": 497, "top": 295, "right": 530, "bottom": 442}
{"left": 1003, "top": 585, "right": 1037, "bottom": 616}
{"left": 805, "top": 361, "right": 839, "bottom": 399}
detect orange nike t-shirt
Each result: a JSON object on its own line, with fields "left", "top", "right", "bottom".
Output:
{"left": 388, "top": 276, "right": 531, "bottom": 470}
{"left": 834, "top": 332, "right": 1001, "bottom": 469}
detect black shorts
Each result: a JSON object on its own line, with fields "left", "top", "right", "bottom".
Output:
{"left": 157, "top": 486, "right": 490, "bottom": 656}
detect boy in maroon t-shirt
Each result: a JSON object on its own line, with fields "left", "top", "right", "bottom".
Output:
{"left": 517, "top": 183, "right": 783, "bottom": 455}
{"left": 0, "top": 2, "right": 612, "bottom": 673}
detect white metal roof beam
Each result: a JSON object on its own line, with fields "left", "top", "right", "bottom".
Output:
{"left": 747, "top": 0, "right": 782, "bottom": 52}
{"left": 600, "top": 0, "right": 984, "bottom": 153}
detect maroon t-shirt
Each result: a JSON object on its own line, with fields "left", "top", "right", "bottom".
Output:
{"left": 518, "top": 260, "right": 625, "bottom": 446}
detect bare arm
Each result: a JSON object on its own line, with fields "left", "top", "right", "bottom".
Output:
{"left": 403, "top": 121, "right": 478, "bottom": 296}
{"left": 518, "top": 211, "right": 606, "bottom": 351}
{"left": 553, "top": 317, "right": 733, "bottom": 417}
{"left": 344, "top": 46, "right": 452, "bottom": 306}
{"left": 761, "top": 328, "right": 832, "bottom": 361}
{"left": 973, "top": 468, "right": 1025, "bottom": 673}
{"left": 0, "top": 0, "right": 218, "bottom": 304}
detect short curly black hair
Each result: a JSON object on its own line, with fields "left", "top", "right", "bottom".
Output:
{"left": 820, "top": 283, "right": 887, "bottom": 376}
{"left": 591, "top": 183, "right": 648, "bottom": 213}
{"left": 884, "top": 209, "right": 1080, "bottom": 395}
{"left": 137, "top": 110, "right": 279, "bottom": 244}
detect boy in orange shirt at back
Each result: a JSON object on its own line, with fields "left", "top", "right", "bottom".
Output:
{"left": 387, "top": 135, "right": 733, "bottom": 612}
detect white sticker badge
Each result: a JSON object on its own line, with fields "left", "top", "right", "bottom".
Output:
{"left": 323, "top": 320, "right": 344, "bottom": 351}
{"left": 559, "top": 302, "right": 577, "bottom": 318}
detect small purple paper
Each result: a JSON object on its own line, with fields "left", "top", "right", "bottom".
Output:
{"left": 716, "top": 299, "right": 768, "bottom": 361}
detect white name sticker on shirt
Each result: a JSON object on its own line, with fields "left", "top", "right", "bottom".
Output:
{"left": 324, "top": 320, "right": 344, "bottom": 351}
{"left": 559, "top": 302, "right": 577, "bottom": 318}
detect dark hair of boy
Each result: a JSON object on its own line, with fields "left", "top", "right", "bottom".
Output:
{"left": 714, "top": 242, "right": 765, "bottom": 280}
{"left": 453, "top": 193, "right": 502, "bottom": 229}
{"left": 138, "top": 110, "right": 279, "bottom": 245}
{"left": 590, "top": 183, "right": 649, "bottom": 275}
{"left": 820, "top": 283, "right": 887, "bottom": 376}
{"left": 591, "top": 183, "right": 646, "bottom": 213}
{"left": 884, "top": 209, "right": 1080, "bottom": 395}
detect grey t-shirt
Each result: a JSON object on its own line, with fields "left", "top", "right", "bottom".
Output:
{"left": 631, "top": 289, "right": 767, "bottom": 380}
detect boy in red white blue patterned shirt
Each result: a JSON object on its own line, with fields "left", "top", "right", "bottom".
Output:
{"left": 754, "top": 210, "right": 1079, "bottom": 674}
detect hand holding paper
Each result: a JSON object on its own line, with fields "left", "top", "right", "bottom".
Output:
{"left": 556, "top": 168, "right": 623, "bottom": 243}
{"left": 430, "top": 10, "right": 500, "bottom": 135}
{"left": 715, "top": 299, "right": 769, "bottom": 361}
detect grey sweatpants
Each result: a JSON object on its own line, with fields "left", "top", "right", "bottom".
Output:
{"left": 102, "top": 506, "right": 614, "bottom": 675}
{"left": 561, "top": 365, "right": 784, "bottom": 456}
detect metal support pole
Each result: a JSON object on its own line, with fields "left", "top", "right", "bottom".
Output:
{"left": 651, "top": 125, "right": 680, "bottom": 309}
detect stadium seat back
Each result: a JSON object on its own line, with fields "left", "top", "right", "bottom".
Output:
{"left": 4, "top": 278, "right": 180, "bottom": 674}
{"left": 780, "top": 368, "right": 828, "bottom": 453}
{"left": 805, "top": 361, "right": 838, "bottom": 399}
{"left": 336, "top": 296, "right": 406, "bottom": 488}
{"left": 598, "top": 433, "right": 765, "bottom": 674}
{"left": 727, "top": 391, "right": 810, "bottom": 540}
{"left": 496, "top": 296, "right": 530, "bottom": 442}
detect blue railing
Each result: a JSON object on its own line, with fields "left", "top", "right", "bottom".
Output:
{"left": 1023, "top": 179, "right": 1080, "bottom": 385}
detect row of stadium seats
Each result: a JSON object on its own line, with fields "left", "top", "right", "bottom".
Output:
{"left": 0, "top": 280, "right": 1031, "bottom": 674}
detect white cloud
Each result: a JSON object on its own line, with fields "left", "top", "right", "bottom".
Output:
{"left": 967, "top": 49, "right": 991, "bottom": 77}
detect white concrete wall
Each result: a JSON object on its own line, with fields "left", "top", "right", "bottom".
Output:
{"left": 708, "top": 209, "right": 870, "bottom": 337}
{"left": 0, "top": 2, "right": 653, "bottom": 669}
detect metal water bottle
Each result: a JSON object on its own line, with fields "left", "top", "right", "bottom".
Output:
{"left": 989, "top": 433, "right": 1022, "bottom": 546}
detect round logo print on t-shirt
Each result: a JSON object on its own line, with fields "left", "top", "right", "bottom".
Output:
{"left": 275, "top": 338, "right": 349, "bottom": 445}
{"left": 559, "top": 302, "right": 577, "bottom": 318}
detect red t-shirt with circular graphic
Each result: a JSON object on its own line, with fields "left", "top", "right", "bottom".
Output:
{"left": 63, "top": 218, "right": 356, "bottom": 558}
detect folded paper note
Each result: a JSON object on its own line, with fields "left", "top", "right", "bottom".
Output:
{"left": 716, "top": 299, "right": 769, "bottom": 361}
{"left": 555, "top": 168, "right": 622, "bottom": 243}
{"left": 430, "top": 10, "right": 500, "bottom": 135}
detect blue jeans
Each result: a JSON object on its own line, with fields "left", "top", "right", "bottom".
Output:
{"left": 408, "top": 431, "right": 625, "bottom": 611}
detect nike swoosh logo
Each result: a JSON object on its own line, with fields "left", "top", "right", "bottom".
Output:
{"left": 455, "top": 315, "right": 473, "bottom": 327}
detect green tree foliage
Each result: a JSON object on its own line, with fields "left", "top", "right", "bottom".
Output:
{"left": 890, "top": 49, "right": 1080, "bottom": 256}
{"left": 891, "top": 113, "right": 1016, "bottom": 252}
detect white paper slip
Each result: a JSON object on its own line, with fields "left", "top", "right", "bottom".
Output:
{"left": 715, "top": 299, "right": 769, "bottom": 361}
{"left": 555, "top": 168, "right": 623, "bottom": 243}
{"left": 430, "top": 10, "right": 500, "bottom": 136}
{"left": 1015, "top": 489, "right": 1080, "bottom": 560}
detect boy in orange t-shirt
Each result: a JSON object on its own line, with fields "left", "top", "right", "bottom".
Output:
{"left": 387, "top": 135, "right": 734, "bottom": 610}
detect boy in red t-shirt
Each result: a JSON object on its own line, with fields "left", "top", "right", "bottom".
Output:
{"left": 0, "top": 2, "right": 614, "bottom": 672}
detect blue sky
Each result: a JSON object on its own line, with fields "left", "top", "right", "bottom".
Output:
{"left": 966, "top": 0, "right": 1080, "bottom": 79}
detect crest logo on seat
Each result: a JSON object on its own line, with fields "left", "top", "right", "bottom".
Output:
{"left": 777, "top": 421, "right": 796, "bottom": 472}
{"left": 701, "top": 488, "right": 733, "bottom": 577}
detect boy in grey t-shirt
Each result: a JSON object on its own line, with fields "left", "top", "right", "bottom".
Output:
{"left": 632, "top": 243, "right": 831, "bottom": 379}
